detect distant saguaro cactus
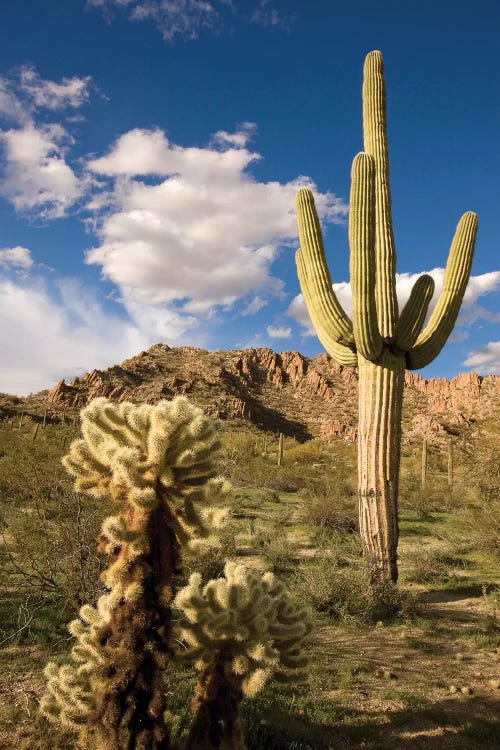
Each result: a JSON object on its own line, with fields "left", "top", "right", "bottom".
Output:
{"left": 421, "top": 438, "right": 428, "bottom": 490}
{"left": 295, "top": 51, "right": 477, "bottom": 583}
{"left": 448, "top": 439, "right": 454, "bottom": 492}
{"left": 277, "top": 432, "right": 284, "bottom": 467}
{"left": 40, "top": 396, "right": 230, "bottom": 750}
{"left": 175, "top": 562, "right": 311, "bottom": 750}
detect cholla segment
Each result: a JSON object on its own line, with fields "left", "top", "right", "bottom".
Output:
{"left": 175, "top": 562, "right": 311, "bottom": 750}
{"left": 41, "top": 396, "right": 230, "bottom": 750}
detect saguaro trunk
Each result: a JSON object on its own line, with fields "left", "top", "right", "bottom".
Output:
{"left": 357, "top": 352, "right": 405, "bottom": 584}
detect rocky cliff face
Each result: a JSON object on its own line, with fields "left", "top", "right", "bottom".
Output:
{"left": 45, "top": 343, "right": 499, "bottom": 445}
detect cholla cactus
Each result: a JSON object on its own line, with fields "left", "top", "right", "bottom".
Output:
{"left": 40, "top": 396, "right": 230, "bottom": 750}
{"left": 295, "top": 51, "right": 477, "bottom": 584}
{"left": 175, "top": 562, "right": 311, "bottom": 750}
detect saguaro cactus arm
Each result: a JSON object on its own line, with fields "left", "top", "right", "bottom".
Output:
{"left": 406, "top": 211, "right": 478, "bottom": 369}
{"left": 349, "top": 152, "right": 383, "bottom": 361}
{"left": 295, "top": 189, "right": 357, "bottom": 366}
{"left": 394, "top": 274, "right": 435, "bottom": 352}
{"left": 362, "top": 50, "right": 399, "bottom": 337}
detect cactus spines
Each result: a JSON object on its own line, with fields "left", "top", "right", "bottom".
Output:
{"left": 175, "top": 562, "right": 311, "bottom": 750}
{"left": 295, "top": 51, "right": 477, "bottom": 584}
{"left": 40, "top": 396, "right": 230, "bottom": 750}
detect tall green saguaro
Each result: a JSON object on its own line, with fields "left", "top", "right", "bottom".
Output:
{"left": 295, "top": 51, "right": 477, "bottom": 584}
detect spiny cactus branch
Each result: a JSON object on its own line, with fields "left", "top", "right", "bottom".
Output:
{"left": 295, "top": 188, "right": 355, "bottom": 345}
{"left": 40, "top": 397, "right": 230, "bottom": 750}
{"left": 362, "top": 50, "right": 398, "bottom": 337}
{"left": 295, "top": 247, "right": 358, "bottom": 365}
{"left": 394, "top": 274, "right": 435, "bottom": 352}
{"left": 349, "top": 152, "right": 383, "bottom": 361}
{"left": 407, "top": 211, "right": 478, "bottom": 369}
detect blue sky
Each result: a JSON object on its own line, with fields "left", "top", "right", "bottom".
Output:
{"left": 1, "top": 0, "right": 499, "bottom": 395}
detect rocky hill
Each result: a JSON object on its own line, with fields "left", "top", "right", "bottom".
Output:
{"left": 30, "top": 344, "right": 499, "bottom": 446}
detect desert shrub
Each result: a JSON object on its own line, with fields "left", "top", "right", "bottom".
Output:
{"left": 399, "top": 474, "right": 453, "bottom": 517}
{"left": 405, "top": 547, "right": 472, "bottom": 583}
{"left": 480, "top": 585, "right": 500, "bottom": 634}
{"left": 0, "top": 488, "right": 106, "bottom": 646}
{"left": 294, "top": 551, "right": 420, "bottom": 625}
{"left": 454, "top": 499, "right": 500, "bottom": 553}
{"left": 297, "top": 487, "right": 357, "bottom": 532}
{"left": 465, "top": 431, "right": 500, "bottom": 504}
{"left": 218, "top": 432, "right": 357, "bottom": 495}
{"left": 0, "top": 439, "right": 106, "bottom": 643}
{"left": 218, "top": 430, "right": 260, "bottom": 486}
{"left": 253, "top": 512, "right": 297, "bottom": 572}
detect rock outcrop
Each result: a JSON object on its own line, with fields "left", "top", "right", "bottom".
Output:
{"left": 42, "top": 343, "right": 499, "bottom": 445}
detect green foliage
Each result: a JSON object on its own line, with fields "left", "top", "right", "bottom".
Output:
{"left": 296, "top": 487, "right": 357, "bottom": 532}
{"left": 405, "top": 547, "right": 472, "bottom": 584}
{"left": 399, "top": 473, "right": 450, "bottom": 518}
{"left": 293, "top": 548, "right": 420, "bottom": 625}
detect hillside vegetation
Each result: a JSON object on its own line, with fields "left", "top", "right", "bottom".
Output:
{"left": 0, "top": 400, "right": 498, "bottom": 749}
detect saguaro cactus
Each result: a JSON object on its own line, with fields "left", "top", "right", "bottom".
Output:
{"left": 447, "top": 439, "right": 454, "bottom": 493}
{"left": 421, "top": 438, "right": 428, "bottom": 490}
{"left": 295, "top": 51, "right": 477, "bottom": 584}
{"left": 40, "top": 396, "right": 229, "bottom": 750}
{"left": 175, "top": 562, "right": 311, "bottom": 750}
{"left": 277, "top": 432, "right": 284, "bottom": 467}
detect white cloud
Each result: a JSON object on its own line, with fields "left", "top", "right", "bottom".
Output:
{"left": 18, "top": 65, "right": 92, "bottom": 110}
{"left": 267, "top": 325, "right": 291, "bottom": 338}
{"left": 0, "top": 65, "right": 94, "bottom": 218}
{"left": 0, "top": 123, "right": 85, "bottom": 218}
{"left": 251, "top": 0, "right": 293, "bottom": 30}
{"left": 0, "top": 273, "right": 199, "bottom": 396}
{"left": 88, "top": 0, "right": 294, "bottom": 39}
{"left": 88, "top": 0, "right": 221, "bottom": 40}
{"left": 86, "top": 126, "right": 347, "bottom": 315}
{"left": 211, "top": 122, "right": 257, "bottom": 149}
{"left": 464, "top": 342, "right": 500, "bottom": 374}
{"left": 0, "top": 246, "right": 33, "bottom": 269}
{"left": 0, "top": 79, "right": 27, "bottom": 123}
{"left": 288, "top": 269, "right": 500, "bottom": 337}
{"left": 242, "top": 296, "right": 267, "bottom": 315}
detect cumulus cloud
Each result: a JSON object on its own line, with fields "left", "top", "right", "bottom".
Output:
{"left": 0, "top": 65, "right": 91, "bottom": 219}
{"left": 0, "top": 66, "right": 94, "bottom": 218}
{"left": 18, "top": 65, "right": 92, "bottom": 110}
{"left": 242, "top": 296, "right": 267, "bottom": 315}
{"left": 267, "top": 325, "right": 291, "bottom": 338}
{"left": 0, "top": 246, "right": 33, "bottom": 269}
{"left": 288, "top": 269, "right": 500, "bottom": 337}
{"left": 85, "top": 126, "right": 347, "bottom": 316}
{"left": 0, "top": 273, "right": 200, "bottom": 396}
{"left": 463, "top": 342, "right": 500, "bottom": 374}
{"left": 0, "top": 123, "right": 85, "bottom": 218}
{"left": 211, "top": 122, "right": 257, "bottom": 149}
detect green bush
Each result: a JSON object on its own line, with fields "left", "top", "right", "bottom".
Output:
{"left": 294, "top": 549, "right": 420, "bottom": 625}
{"left": 296, "top": 487, "right": 357, "bottom": 532}
{"left": 407, "top": 547, "right": 474, "bottom": 584}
